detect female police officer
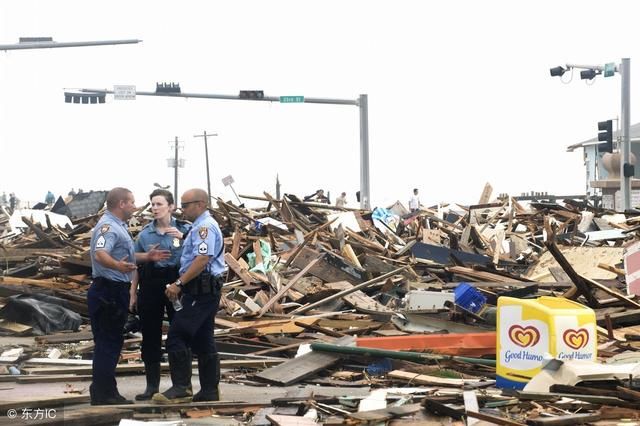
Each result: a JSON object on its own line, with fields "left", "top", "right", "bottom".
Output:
{"left": 129, "top": 189, "right": 191, "bottom": 401}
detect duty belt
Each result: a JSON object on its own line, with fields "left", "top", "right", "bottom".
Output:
{"left": 183, "top": 273, "right": 223, "bottom": 295}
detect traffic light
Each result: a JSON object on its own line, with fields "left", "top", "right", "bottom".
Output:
{"left": 64, "top": 92, "right": 105, "bottom": 104}
{"left": 239, "top": 90, "right": 264, "bottom": 100}
{"left": 597, "top": 119, "right": 613, "bottom": 153}
{"left": 156, "top": 82, "right": 181, "bottom": 93}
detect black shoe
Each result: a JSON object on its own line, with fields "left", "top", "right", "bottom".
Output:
{"left": 192, "top": 353, "right": 220, "bottom": 402}
{"left": 152, "top": 349, "right": 193, "bottom": 404}
{"left": 135, "top": 362, "right": 161, "bottom": 401}
{"left": 91, "top": 395, "right": 133, "bottom": 405}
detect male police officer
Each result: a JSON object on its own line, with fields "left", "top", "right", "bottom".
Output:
{"left": 89, "top": 187, "right": 169, "bottom": 405}
{"left": 153, "top": 188, "right": 225, "bottom": 404}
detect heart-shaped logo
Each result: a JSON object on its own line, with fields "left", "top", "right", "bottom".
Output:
{"left": 563, "top": 328, "right": 589, "bottom": 350}
{"left": 508, "top": 325, "right": 540, "bottom": 348}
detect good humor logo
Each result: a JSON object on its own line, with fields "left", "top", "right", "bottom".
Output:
{"left": 508, "top": 325, "right": 540, "bottom": 348}
{"left": 563, "top": 328, "right": 589, "bottom": 349}
{"left": 557, "top": 327, "right": 593, "bottom": 361}
{"left": 504, "top": 324, "right": 544, "bottom": 364}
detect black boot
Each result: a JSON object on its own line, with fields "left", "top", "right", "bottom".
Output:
{"left": 90, "top": 383, "right": 133, "bottom": 405}
{"left": 135, "top": 362, "right": 161, "bottom": 401}
{"left": 152, "top": 350, "right": 193, "bottom": 404}
{"left": 193, "top": 353, "right": 220, "bottom": 402}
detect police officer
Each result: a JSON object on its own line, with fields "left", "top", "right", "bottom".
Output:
{"left": 153, "top": 188, "right": 225, "bottom": 404}
{"left": 129, "top": 189, "right": 190, "bottom": 401}
{"left": 88, "top": 187, "right": 169, "bottom": 405}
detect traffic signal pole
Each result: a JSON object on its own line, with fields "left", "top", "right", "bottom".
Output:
{"left": 550, "top": 58, "right": 632, "bottom": 211}
{"left": 76, "top": 88, "right": 371, "bottom": 210}
{"left": 621, "top": 58, "right": 631, "bottom": 211}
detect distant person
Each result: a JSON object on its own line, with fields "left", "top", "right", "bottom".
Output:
{"left": 78, "top": 188, "right": 84, "bottom": 194}
{"left": 335, "top": 192, "right": 348, "bottom": 208}
{"left": 304, "top": 189, "right": 330, "bottom": 204}
{"left": 409, "top": 188, "right": 421, "bottom": 212}
{"left": 45, "top": 191, "right": 55, "bottom": 206}
{"left": 0, "top": 192, "right": 7, "bottom": 207}
{"left": 68, "top": 188, "right": 77, "bottom": 197}
{"left": 9, "top": 193, "right": 17, "bottom": 211}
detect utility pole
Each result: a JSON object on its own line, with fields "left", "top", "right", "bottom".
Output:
{"left": 276, "top": 174, "right": 281, "bottom": 200}
{"left": 167, "top": 137, "right": 184, "bottom": 202}
{"left": 194, "top": 131, "right": 218, "bottom": 203}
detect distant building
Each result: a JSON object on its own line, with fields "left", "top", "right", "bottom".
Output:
{"left": 566, "top": 122, "right": 640, "bottom": 196}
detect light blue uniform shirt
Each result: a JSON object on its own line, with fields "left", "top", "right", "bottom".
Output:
{"left": 179, "top": 211, "right": 225, "bottom": 276}
{"left": 135, "top": 218, "right": 191, "bottom": 267}
{"left": 90, "top": 210, "right": 136, "bottom": 282}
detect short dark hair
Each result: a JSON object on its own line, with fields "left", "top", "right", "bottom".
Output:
{"left": 149, "top": 189, "right": 174, "bottom": 205}
{"left": 413, "top": 188, "right": 418, "bottom": 192}
{"left": 106, "top": 187, "right": 133, "bottom": 210}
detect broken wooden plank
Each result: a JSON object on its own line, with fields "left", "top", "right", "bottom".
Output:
{"left": 256, "top": 257, "right": 321, "bottom": 318}
{"left": 254, "top": 336, "right": 353, "bottom": 386}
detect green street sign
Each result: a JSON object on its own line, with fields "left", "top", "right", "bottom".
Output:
{"left": 280, "top": 96, "right": 304, "bottom": 103}
{"left": 604, "top": 62, "right": 616, "bottom": 78}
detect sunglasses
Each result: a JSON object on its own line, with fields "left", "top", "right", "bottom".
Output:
{"left": 181, "top": 200, "right": 203, "bottom": 208}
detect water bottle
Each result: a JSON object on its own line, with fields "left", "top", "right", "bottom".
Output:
{"left": 166, "top": 284, "right": 183, "bottom": 311}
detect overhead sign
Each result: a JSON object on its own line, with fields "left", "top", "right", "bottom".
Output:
{"left": 222, "top": 175, "right": 234, "bottom": 187}
{"left": 114, "top": 85, "right": 136, "bottom": 100}
{"left": 280, "top": 96, "right": 304, "bottom": 103}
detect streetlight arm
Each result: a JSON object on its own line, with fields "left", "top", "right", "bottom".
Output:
{"left": 0, "top": 39, "right": 141, "bottom": 51}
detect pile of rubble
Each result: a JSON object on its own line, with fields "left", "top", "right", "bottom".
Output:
{"left": 1, "top": 189, "right": 640, "bottom": 424}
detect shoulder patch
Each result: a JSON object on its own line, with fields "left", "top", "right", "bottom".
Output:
{"left": 96, "top": 235, "right": 106, "bottom": 249}
{"left": 198, "top": 227, "right": 208, "bottom": 240}
{"left": 100, "top": 224, "right": 110, "bottom": 234}
{"left": 198, "top": 241, "right": 208, "bottom": 254}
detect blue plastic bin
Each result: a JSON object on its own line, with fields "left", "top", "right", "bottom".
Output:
{"left": 454, "top": 282, "right": 486, "bottom": 313}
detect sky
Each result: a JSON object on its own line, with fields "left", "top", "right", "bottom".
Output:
{"left": 1, "top": 1, "right": 638, "bottom": 209}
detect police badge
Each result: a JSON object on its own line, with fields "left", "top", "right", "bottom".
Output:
{"left": 172, "top": 237, "right": 180, "bottom": 248}
{"left": 198, "top": 227, "right": 208, "bottom": 240}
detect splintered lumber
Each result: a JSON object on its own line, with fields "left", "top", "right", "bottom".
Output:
{"left": 266, "top": 414, "right": 319, "bottom": 426}
{"left": 544, "top": 241, "right": 600, "bottom": 307}
{"left": 0, "top": 320, "right": 32, "bottom": 335}
{"left": 24, "top": 359, "right": 284, "bottom": 375}
{"left": 582, "top": 275, "right": 640, "bottom": 310}
{"left": 465, "top": 410, "right": 525, "bottom": 426}
{"left": 225, "top": 253, "right": 254, "bottom": 285}
{"left": 0, "top": 395, "right": 89, "bottom": 411}
{"left": 292, "top": 265, "right": 410, "bottom": 314}
{"left": 310, "top": 342, "right": 496, "bottom": 367}
{"left": 324, "top": 281, "right": 393, "bottom": 314}
{"left": 45, "top": 407, "right": 134, "bottom": 426}
{"left": 292, "top": 247, "right": 363, "bottom": 284}
{"left": 346, "top": 403, "right": 421, "bottom": 422}
{"left": 525, "top": 412, "right": 601, "bottom": 426}
{"left": 463, "top": 390, "right": 480, "bottom": 426}
{"left": 255, "top": 336, "right": 354, "bottom": 386}
{"left": 256, "top": 257, "right": 321, "bottom": 318}
{"left": 0, "top": 276, "right": 80, "bottom": 291}
{"left": 35, "top": 331, "right": 94, "bottom": 344}
{"left": 388, "top": 370, "right": 488, "bottom": 387}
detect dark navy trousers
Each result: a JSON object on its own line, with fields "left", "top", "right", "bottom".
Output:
{"left": 87, "top": 278, "right": 130, "bottom": 399}
{"left": 138, "top": 275, "right": 176, "bottom": 363}
{"left": 166, "top": 282, "right": 221, "bottom": 355}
